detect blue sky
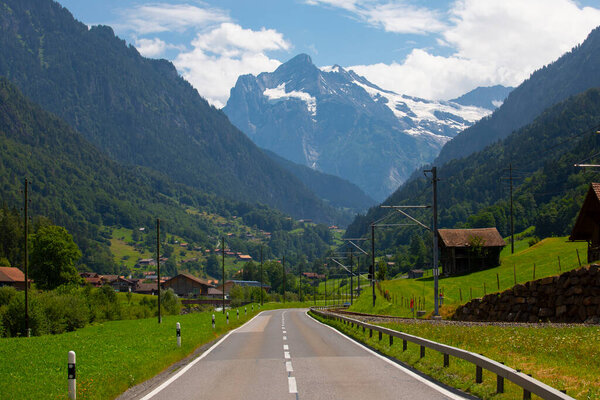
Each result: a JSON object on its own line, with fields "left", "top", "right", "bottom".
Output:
{"left": 57, "top": 0, "right": 600, "bottom": 107}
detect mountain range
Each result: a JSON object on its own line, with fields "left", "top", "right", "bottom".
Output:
{"left": 224, "top": 54, "right": 509, "bottom": 200}
{"left": 436, "top": 27, "right": 600, "bottom": 165}
{"left": 0, "top": 0, "right": 355, "bottom": 224}
{"left": 347, "top": 25, "right": 600, "bottom": 252}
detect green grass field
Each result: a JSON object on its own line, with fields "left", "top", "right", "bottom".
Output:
{"left": 347, "top": 235, "right": 588, "bottom": 317}
{"left": 0, "top": 302, "right": 315, "bottom": 399}
{"left": 311, "top": 312, "right": 600, "bottom": 399}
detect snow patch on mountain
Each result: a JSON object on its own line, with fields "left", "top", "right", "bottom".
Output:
{"left": 263, "top": 83, "right": 317, "bottom": 116}
{"left": 351, "top": 78, "right": 491, "bottom": 140}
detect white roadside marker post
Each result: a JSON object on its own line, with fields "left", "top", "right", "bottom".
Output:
{"left": 226, "top": 311, "right": 229, "bottom": 324}
{"left": 237, "top": 309, "right": 239, "bottom": 320}
{"left": 68, "top": 351, "right": 76, "bottom": 400}
{"left": 245, "top": 306, "right": 247, "bottom": 315}
{"left": 176, "top": 322, "right": 181, "bottom": 347}
{"left": 212, "top": 314, "right": 215, "bottom": 330}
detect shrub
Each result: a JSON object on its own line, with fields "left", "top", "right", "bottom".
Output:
{"left": 0, "top": 286, "right": 18, "bottom": 307}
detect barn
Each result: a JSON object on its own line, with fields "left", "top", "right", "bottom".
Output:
{"left": 438, "top": 228, "right": 506, "bottom": 276}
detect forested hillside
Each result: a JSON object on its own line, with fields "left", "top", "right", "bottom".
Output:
{"left": 0, "top": 78, "right": 334, "bottom": 274}
{"left": 347, "top": 88, "right": 600, "bottom": 252}
{"left": 0, "top": 0, "right": 342, "bottom": 224}
{"left": 263, "top": 149, "right": 375, "bottom": 213}
{"left": 436, "top": 26, "right": 600, "bottom": 164}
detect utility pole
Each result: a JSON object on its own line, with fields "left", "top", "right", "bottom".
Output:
{"left": 349, "top": 247, "right": 353, "bottom": 305}
{"left": 357, "top": 255, "right": 360, "bottom": 296}
{"left": 299, "top": 261, "right": 303, "bottom": 301}
{"left": 260, "top": 247, "right": 263, "bottom": 306}
{"left": 371, "top": 224, "right": 376, "bottom": 307}
{"left": 222, "top": 237, "right": 225, "bottom": 314}
{"left": 509, "top": 163, "right": 514, "bottom": 254}
{"left": 282, "top": 256, "right": 286, "bottom": 303}
{"left": 23, "top": 178, "right": 30, "bottom": 337}
{"left": 156, "top": 218, "right": 161, "bottom": 324}
{"left": 429, "top": 167, "right": 440, "bottom": 318}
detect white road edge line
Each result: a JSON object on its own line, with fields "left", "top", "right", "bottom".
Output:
{"left": 288, "top": 377, "right": 298, "bottom": 393}
{"left": 306, "top": 311, "right": 469, "bottom": 400}
{"left": 139, "top": 312, "right": 266, "bottom": 400}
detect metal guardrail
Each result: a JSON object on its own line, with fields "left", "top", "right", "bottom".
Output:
{"left": 310, "top": 308, "right": 573, "bottom": 400}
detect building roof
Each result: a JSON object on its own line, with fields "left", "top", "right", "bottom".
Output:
{"left": 0, "top": 267, "right": 25, "bottom": 282}
{"left": 166, "top": 273, "right": 213, "bottom": 287}
{"left": 438, "top": 228, "right": 505, "bottom": 248}
{"left": 570, "top": 183, "right": 600, "bottom": 241}
{"left": 207, "top": 287, "right": 224, "bottom": 295}
{"left": 135, "top": 282, "right": 158, "bottom": 293}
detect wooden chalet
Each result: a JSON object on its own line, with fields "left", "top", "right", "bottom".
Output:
{"left": 569, "top": 183, "right": 600, "bottom": 263}
{"left": 438, "top": 228, "right": 505, "bottom": 276}
{"left": 162, "top": 273, "right": 213, "bottom": 298}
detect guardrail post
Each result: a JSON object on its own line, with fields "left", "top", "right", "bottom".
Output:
{"left": 403, "top": 339, "right": 407, "bottom": 351}
{"left": 176, "top": 322, "right": 181, "bottom": 347}
{"left": 523, "top": 374, "right": 532, "bottom": 400}
{"left": 389, "top": 335, "right": 393, "bottom": 346}
{"left": 68, "top": 351, "right": 76, "bottom": 400}
{"left": 443, "top": 353, "right": 449, "bottom": 367}
{"left": 378, "top": 331, "right": 382, "bottom": 341}
{"left": 476, "top": 366, "right": 483, "bottom": 383}
{"left": 369, "top": 328, "right": 372, "bottom": 338}
{"left": 362, "top": 326, "right": 365, "bottom": 333}
{"left": 420, "top": 345, "right": 425, "bottom": 358}
{"left": 497, "top": 375, "right": 504, "bottom": 394}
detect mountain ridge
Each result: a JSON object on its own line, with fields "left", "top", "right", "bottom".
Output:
{"left": 224, "top": 53, "right": 491, "bottom": 200}
{"left": 0, "top": 0, "right": 343, "bottom": 224}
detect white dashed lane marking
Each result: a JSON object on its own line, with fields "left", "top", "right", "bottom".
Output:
{"left": 284, "top": 351, "right": 291, "bottom": 359}
{"left": 283, "top": 345, "right": 289, "bottom": 350}
{"left": 288, "top": 377, "right": 298, "bottom": 393}
{"left": 286, "top": 361, "right": 293, "bottom": 372}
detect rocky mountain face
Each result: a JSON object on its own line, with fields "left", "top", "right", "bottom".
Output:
{"left": 450, "top": 85, "right": 513, "bottom": 110}
{"left": 224, "top": 54, "right": 491, "bottom": 200}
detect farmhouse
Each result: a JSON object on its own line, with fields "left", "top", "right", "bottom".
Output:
{"left": 438, "top": 228, "right": 505, "bottom": 276}
{"left": 0, "top": 267, "right": 27, "bottom": 290}
{"left": 163, "top": 273, "right": 213, "bottom": 298}
{"left": 569, "top": 183, "right": 600, "bottom": 263}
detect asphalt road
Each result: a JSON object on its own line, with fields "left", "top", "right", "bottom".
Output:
{"left": 138, "top": 309, "right": 473, "bottom": 400}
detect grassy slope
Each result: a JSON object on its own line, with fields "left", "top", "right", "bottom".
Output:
{"left": 0, "top": 302, "right": 314, "bottom": 399}
{"left": 349, "top": 236, "right": 588, "bottom": 317}
{"left": 311, "top": 313, "right": 600, "bottom": 400}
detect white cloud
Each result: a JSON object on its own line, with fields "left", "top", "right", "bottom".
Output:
{"left": 349, "top": 0, "right": 600, "bottom": 99}
{"left": 306, "top": 0, "right": 445, "bottom": 34}
{"left": 134, "top": 37, "right": 184, "bottom": 57}
{"left": 118, "top": 3, "right": 229, "bottom": 34}
{"left": 174, "top": 23, "right": 291, "bottom": 107}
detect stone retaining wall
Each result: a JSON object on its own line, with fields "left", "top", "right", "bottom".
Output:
{"left": 453, "top": 265, "right": 600, "bottom": 323}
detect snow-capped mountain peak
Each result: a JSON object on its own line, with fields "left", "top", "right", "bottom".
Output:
{"left": 223, "top": 54, "right": 497, "bottom": 201}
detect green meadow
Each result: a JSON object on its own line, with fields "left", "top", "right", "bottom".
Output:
{"left": 348, "top": 236, "right": 588, "bottom": 317}
{"left": 0, "top": 302, "right": 309, "bottom": 399}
